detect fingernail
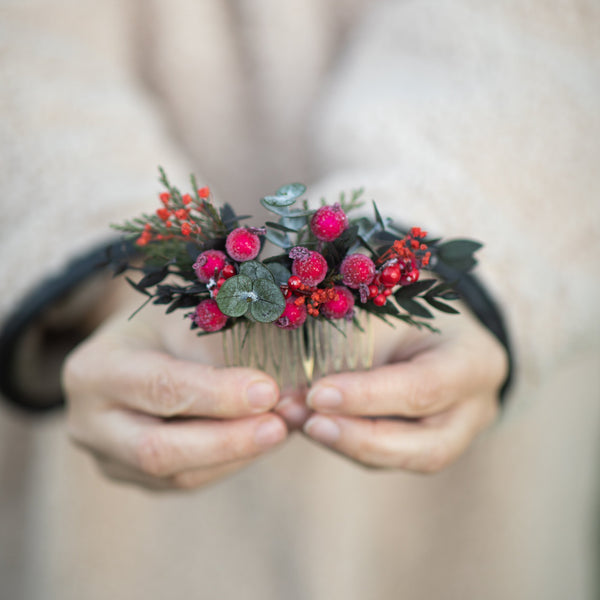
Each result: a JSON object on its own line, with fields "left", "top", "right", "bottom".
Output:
{"left": 247, "top": 381, "right": 277, "bottom": 412}
{"left": 306, "top": 386, "right": 343, "bottom": 411}
{"left": 254, "top": 419, "right": 286, "bottom": 448}
{"left": 303, "top": 415, "right": 340, "bottom": 445}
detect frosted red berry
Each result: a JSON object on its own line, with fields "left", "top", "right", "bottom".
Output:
{"left": 291, "top": 249, "right": 328, "bottom": 287}
{"left": 310, "top": 204, "right": 348, "bottom": 242}
{"left": 225, "top": 227, "right": 261, "bottom": 262}
{"left": 193, "top": 299, "right": 228, "bottom": 332}
{"left": 320, "top": 286, "right": 355, "bottom": 319}
{"left": 340, "top": 253, "right": 376, "bottom": 289}
{"left": 380, "top": 265, "right": 401, "bottom": 287}
{"left": 276, "top": 297, "right": 308, "bottom": 330}
{"left": 193, "top": 250, "right": 227, "bottom": 283}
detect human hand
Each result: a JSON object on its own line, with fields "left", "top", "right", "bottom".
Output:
{"left": 301, "top": 308, "right": 508, "bottom": 472}
{"left": 62, "top": 298, "right": 287, "bottom": 491}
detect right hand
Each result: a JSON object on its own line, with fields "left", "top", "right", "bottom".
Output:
{"left": 62, "top": 300, "right": 288, "bottom": 491}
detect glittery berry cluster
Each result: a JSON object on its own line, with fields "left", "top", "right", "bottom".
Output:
{"left": 112, "top": 169, "right": 482, "bottom": 337}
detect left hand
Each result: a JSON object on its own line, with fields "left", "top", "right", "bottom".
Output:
{"left": 292, "top": 308, "right": 508, "bottom": 472}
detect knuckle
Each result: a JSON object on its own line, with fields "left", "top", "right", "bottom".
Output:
{"left": 133, "top": 430, "right": 172, "bottom": 478}
{"left": 405, "top": 377, "right": 442, "bottom": 414}
{"left": 145, "top": 364, "right": 188, "bottom": 416}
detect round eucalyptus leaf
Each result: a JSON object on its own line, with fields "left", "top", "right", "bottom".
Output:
{"left": 216, "top": 275, "right": 253, "bottom": 317}
{"left": 239, "top": 260, "right": 275, "bottom": 282}
{"left": 249, "top": 279, "right": 286, "bottom": 323}
{"left": 261, "top": 183, "right": 306, "bottom": 207}
{"left": 266, "top": 262, "right": 292, "bottom": 286}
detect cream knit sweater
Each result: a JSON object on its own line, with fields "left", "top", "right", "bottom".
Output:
{"left": 1, "top": 1, "right": 599, "bottom": 599}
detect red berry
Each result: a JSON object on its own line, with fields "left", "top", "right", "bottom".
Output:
{"left": 383, "top": 288, "right": 393, "bottom": 297}
{"left": 373, "top": 294, "right": 387, "bottom": 306}
{"left": 275, "top": 297, "right": 308, "bottom": 330}
{"left": 400, "top": 268, "right": 420, "bottom": 285}
{"left": 193, "top": 299, "right": 228, "bottom": 332}
{"left": 193, "top": 250, "right": 227, "bottom": 283}
{"left": 310, "top": 203, "right": 348, "bottom": 242}
{"left": 291, "top": 250, "right": 328, "bottom": 287}
{"left": 339, "top": 253, "right": 376, "bottom": 289}
{"left": 225, "top": 227, "right": 261, "bottom": 262}
{"left": 320, "top": 286, "right": 355, "bottom": 319}
{"left": 216, "top": 277, "right": 226, "bottom": 288}
{"left": 221, "top": 264, "right": 236, "bottom": 279}
{"left": 287, "top": 275, "right": 302, "bottom": 291}
{"left": 380, "top": 265, "right": 401, "bottom": 287}
{"left": 198, "top": 187, "right": 210, "bottom": 198}
{"left": 368, "top": 284, "right": 379, "bottom": 299}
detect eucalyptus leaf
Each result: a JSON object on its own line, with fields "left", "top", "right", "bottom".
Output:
{"left": 262, "top": 183, "right": 306, "bottom": 207}
{"left": 216, "top": 275, "right": 253, "bottom": 317}
{"left": 249, "top": 279, "right": 286, "bottom": 322}
{"left": 266, "top": 262, "right": 291, "bottom": 285}
{"left": 239, "top": 260, "right": 275, "bottom": 282}
{"left": 259, "top": 197, "right": 291, "bottom": 216}
{"left": 265, "top": 228, "right": 292, "bottom": 249}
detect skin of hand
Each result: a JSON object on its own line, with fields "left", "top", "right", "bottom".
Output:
{"left": 62, "top": 291, "right": 288, "bottom": 491}
{"left": 277, "top": 305, "right": 508, "bottom": 473}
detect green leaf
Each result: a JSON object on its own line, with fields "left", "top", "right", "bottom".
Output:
{"left": 265, "top": 221, "right": 299, "bottom": 233}
{"left": 397, "top": 298, "right": 434, "bottom": 319}
{"left": 262, "top": 183, "right": 306, "bottom": 207}
{"left": 239, "top": 261, "right": 275, "bottom": 282}
{"left": 265, "top": 228, "right": 292, "bottom": 249}
{"left": 437, "top": 239, "right": 482, "bottom": 257}
{"left": 216, "top": 275, "right": 253, "bottom": 317}
{"left": 437, "top": 240, "right": 482, "bottom": 269}
{"left": 372, "top": 201, "right": 386, "bottom": 229}
{"left": 394, "top": 279, "right": 436, "bottom": 299}
{"left": 259, "top": 198, "right": 290, "bottom": 216}
{"left": 136, "top": 265, "right": 170, "bottom": 289}
{"left": 266, "top": 262, "right": 291, "bottom": 285}
{"left": 249, "top": 279, "right": 286, "bottom": 322}
{"left": 425, "top": 297, "right": 461, "bottom": 314}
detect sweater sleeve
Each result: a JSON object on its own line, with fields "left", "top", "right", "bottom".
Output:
{"left": 0, "top": 1, "right": 198, "bottom": 409}
{"left": 306, "top": 1, "right": 600, "bottom": 400}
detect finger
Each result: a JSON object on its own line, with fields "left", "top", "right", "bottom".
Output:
{"left": 306, "top": 339, "right": 505, "bottom": 418}
{"left": 71, "top": 408, "right": 287, "bottom": 478}
{"left": 95, "top": 455, "right": 252, "bottom": 491}
{"left": 303, "top": 395, "right": 497, "bottom": 472}
{"left": 275, "top": 393, "right": 312, "bottom": 430}
{"left": 65, "top": 340, "right": 279, "bottom": 418}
